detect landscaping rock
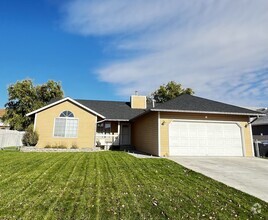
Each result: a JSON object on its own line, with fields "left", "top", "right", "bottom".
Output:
{"left": 20, "top": 147, "right": 103, "bottom": 152}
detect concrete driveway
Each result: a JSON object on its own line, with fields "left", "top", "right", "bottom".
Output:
{"left": 168, "top": 157, "right": 268, "bottom": 202}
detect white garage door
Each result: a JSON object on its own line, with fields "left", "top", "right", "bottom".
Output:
{"left": 169, "top": 121, "right": 243, "bottom": 156}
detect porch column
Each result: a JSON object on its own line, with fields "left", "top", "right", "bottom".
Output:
{"left": 118, "top": 121, "right": 120, "bottom": 145}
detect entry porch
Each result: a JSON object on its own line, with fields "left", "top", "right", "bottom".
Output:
{"left": 95, "top": 120, "right": 131, "bottom": 148}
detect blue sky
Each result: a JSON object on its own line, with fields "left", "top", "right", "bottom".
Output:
{"left": 1, "top": 0, "right": 268, "bottom": 108}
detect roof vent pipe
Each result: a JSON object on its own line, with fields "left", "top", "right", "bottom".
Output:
{"left": 152, "top": 99, "right": 156, "bottom": 108}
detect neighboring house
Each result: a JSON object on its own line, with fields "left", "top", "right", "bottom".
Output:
{"left": 0, "top": 109, "right": 9, "bottom": 130}
{"left": 26, "top": 94, "right": 261, "bottom": 157}
{"left": 251, "top": 108, "right": 268, "bottom": 142}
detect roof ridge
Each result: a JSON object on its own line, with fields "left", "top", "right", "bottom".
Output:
{"left": 75, "top": 99, "right": 129, "bottom": 103}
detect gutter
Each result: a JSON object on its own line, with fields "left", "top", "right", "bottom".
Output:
{"left": 97, "top": 119, "right": 129, "bottom": 123}
{"left": 129, "top": 108, "right": 265, "bottom": 122}
{"left": 150, "top": 109, "right": 264, "bottom": 117}
{"left": 247, "top": 116, "right": 259, "bottom": 125}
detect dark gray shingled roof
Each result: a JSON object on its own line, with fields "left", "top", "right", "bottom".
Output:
{"left": 46, "top": 94, "right": 261, "bottom": 120}
{"left": 151, "top": 94, "right": 260, "bottom": 116}
{"left": 252, "top": 108, "right": 268, "bottom": 125}
{"left": 75, "top": 99, "right": 149, "bottom": 120}
{"left": 252, "top": 116, "right": 268, "bottom": 125}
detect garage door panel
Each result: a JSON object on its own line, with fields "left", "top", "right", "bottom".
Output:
{"left": 170, "top": 146, "right": 204, "bottom": 156}
{"left": 169, "top": 121, "right": 243, "bottom": 156}
{"left": 189, "top": 138, "right": 200, "bottom": 146}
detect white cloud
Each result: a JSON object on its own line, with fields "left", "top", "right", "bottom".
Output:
{"left": 61, "top": 0, "right": 268, "bottom": 106}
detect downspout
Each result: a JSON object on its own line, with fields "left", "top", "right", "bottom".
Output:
{"left": 94, "top": 117, "right": 97, "bottom": 147}
{"left": 247, "top": 116, "right": 259, "bottom": 125}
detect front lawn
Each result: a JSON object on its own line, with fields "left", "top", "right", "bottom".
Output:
{"left": 0, "top": 151, "right": 267, "bottom": 219}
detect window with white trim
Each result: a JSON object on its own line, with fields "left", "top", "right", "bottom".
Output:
{"left": 54, "top": 111, "right": 78, "bottom": 138}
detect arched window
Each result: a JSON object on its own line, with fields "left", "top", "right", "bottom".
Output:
{"left": 54, "top": 110, "right": 78, "bottom": 138}
{"left": 60, "top": 111, "right": 74, "bottom": 118}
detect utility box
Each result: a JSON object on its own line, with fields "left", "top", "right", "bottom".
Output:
{"left": 254, "top": 141, "right": 268, "bottom": 157}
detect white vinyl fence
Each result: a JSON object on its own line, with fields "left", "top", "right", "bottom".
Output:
{"left": 0, "top": 130, "right": 25, "bottom": 148}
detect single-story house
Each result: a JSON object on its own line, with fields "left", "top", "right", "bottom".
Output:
{"left": 26, "top": 94, "right": 261, "bottom": 157}
{"left": 251, "top": 108, "right": 268, "bottom": 142}
{"left": 0, "top": 109, "right": 10, "bottom": 130}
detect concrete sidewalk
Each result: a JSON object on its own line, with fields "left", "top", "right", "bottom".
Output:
{"left": 169, "top": 157, "right": 268, "bottom": 202}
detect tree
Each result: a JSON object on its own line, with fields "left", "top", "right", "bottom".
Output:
{"left": 2, "top": 79, "right": 64, "bottom": 131}
{"left": 151, "top": 81, "right": 194, "bottom": 103}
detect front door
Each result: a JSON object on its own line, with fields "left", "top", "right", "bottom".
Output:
{"left": 120, "top": 123, "right": 131, "bottom": 145}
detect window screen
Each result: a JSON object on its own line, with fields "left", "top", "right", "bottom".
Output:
{"left": 54, "top": 118, "right": 66, "bottom": 137}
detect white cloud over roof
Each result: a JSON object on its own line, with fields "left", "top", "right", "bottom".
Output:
{"left": 61, "top": 0, "right": 268, "bottom": 106}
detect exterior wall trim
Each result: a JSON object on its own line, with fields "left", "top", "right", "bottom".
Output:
{"left": 97, "top": 119, "right": 129, "bottom": 123}
{"left": 33, "top": 113, "right": 38, "bottom": 131}
{"left": 151, "top": 109, "right": 261, "bottom": 116}
{"left": 249, "top": 123, "right": 255, "bottom": 157}
{"left": 118, "top": 121, "right": 121, "bottom": 145}
{"left": 158, "top": 111, "right": 161, "bottom": 157}
{"left": 168, "top": 119, "right": 246, "bottom": 157}
{"left": 168, "top": 118, "right": 247, "bottom": 125}
{"left": 130, "top": 96, "right": 133, "bottom": 108}
{"left": 144, "top": 96, "right": 147, "bottom": 109}
{"left": 238, "top": 122, "right": 246, "bottom": 157}
{"left": 26, "top": 97, "right": 105, "bottom": 119}
{"left": 94, "top": 117, "right": 97, "bottom": 147}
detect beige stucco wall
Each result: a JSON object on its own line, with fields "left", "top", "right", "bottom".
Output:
{"left": 35, "top": 100, "right": 97, "bottom": 148}
{"left": 132, "top": 112, "right": 159, "bottom": 155}
{"left": 130, "top": 95, "right": 147, "bottom": 109}
{"left": 159, "top": 112, "right": 253, "bottom": 157}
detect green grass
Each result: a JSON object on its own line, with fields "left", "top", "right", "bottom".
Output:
{"left": 0, "top": 151, "right": 267, "bottom": 219}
